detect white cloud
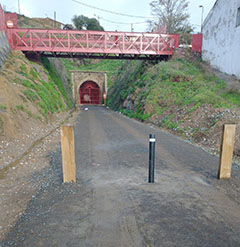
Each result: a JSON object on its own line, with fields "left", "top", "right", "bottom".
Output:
{"left": 1, "top": 0, "right": 216, "bottom": 32}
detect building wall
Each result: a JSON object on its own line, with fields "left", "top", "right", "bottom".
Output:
{"left": 202, "top": 0, "right": 240, "bottom": 78}
{"left": 71, "top": 71, "right": 107, "bottom": 105}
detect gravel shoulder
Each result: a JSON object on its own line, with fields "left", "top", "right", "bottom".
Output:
{"left": 1, "top": 106, "right": 240, "bottom": 246}
{"left": 0, "top": 110, "right": 78, "bottom": 241}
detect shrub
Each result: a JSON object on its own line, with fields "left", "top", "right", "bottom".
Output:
{"left": 29, "top": 68, "right": 39, "bottom": 80}
{"left": 16, "top": 105, "right": 24, "bottom": 111}
{"left": 161, "top": 114, "right": 178, "bottom": 130}
{"left": 24, "top": 90, "right": 39, "bottom": 101}
{"left": 20, "top": 63, "right": 27, "bottom": 75}
{"left": 0, "top": 105, "right": 6, "bottom": 110}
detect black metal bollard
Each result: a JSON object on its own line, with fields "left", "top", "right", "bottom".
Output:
{"left": 148, "top": 134, "right": 155, "bottom": 183}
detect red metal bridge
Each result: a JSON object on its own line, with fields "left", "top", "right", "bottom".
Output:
{"left": 1, "top": 6, "right": 179, "bottom": 60}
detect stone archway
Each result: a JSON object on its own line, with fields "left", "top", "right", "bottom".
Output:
{"left": 71, "top": 71, "right": 107, "bottom": 106}
{"left": 79, "top": 81, "right": 100, "bottom": 104}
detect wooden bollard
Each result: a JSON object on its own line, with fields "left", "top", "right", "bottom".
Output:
{"left": 218, "top": 124, "right": 236, "bottom": 179}
{"left": 60, "top": 126, "right": 76, "bottom": 183}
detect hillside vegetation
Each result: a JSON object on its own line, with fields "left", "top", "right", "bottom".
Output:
{"left": 107, "top": 53, "right": 240, "bottom": 158}
{"left": 0, "top": 51, "right": 73, "bottom": 139}
{"left": 68, "top": 52, "right": 240, "bottom": 160}
{"left": 5, "top": 6, "right": 240, "bottom": 159}
{"left": 17, "top": 15, "right": 56, "bottom": 29}
{"left": 61, "top": 58, "right": 124, "bottom": 88}
{"left": 0, "top": 13, "right": 76, "bottom": 141}
{"left": 109, "top": 57, "right": 240, "bottom": 114}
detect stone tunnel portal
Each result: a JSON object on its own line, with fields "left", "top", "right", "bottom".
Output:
{"left": 71, "top": 71, "right": 107, "bottom": 106}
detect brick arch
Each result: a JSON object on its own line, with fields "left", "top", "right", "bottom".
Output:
{"left": 79, "top": 80, "right": 100, "bottom": 104}
{"left": 77, "top": 79, "right": 101, "bottom": 92}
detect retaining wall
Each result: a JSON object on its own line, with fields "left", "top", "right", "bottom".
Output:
{"left": 0, "top": 5, "right": 10, "bottom": 71}
{"left": 0, "top": 30, "right": 10, "bottom": 71}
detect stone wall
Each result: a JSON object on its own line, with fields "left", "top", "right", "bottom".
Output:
{"left": 0, "top": 30, "right": 10, "bottom": 71}
{"left": 202, "top": 0, "right": 240, "bottom": 78}
{"left": 71, "top": 71, "right": 107, "bottom": 105}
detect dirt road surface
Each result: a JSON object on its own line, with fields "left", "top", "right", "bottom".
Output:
{"left": 2, "top": 106, "right": 240, "bottom": 246}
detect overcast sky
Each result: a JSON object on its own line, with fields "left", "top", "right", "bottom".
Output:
{"left": 1, "top": 0, "right": 216, "bottom": 32}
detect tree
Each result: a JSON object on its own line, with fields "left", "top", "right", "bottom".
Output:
{"left": 72, "top": 15, "right": 104, "bottom": 31}
{"left": 149, "top": 0, "right": 191, "bottom": 34}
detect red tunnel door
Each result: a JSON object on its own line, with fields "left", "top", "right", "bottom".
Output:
{"left": 80, "top": 81, "right": 100, "bottom": 105}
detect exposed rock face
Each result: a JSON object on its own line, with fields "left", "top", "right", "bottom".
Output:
{"left": 123, "top": 95, "right": 134, "bottom": 110}
{"left": 48, "top": 58, "right": 74, "bottom": 102}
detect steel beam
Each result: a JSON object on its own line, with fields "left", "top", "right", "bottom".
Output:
{"left": 8, "top": 28, "right": 179, "bottom": 58}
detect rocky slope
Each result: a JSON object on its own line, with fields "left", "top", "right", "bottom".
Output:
{"left": 0, "top": 12, "right": 75, "bottom": 240}
{"left": 107, "top": 51, "right": 240, "bottom": 162}
{"left": 0, "top": 50, "right": 74, "bottom": 169}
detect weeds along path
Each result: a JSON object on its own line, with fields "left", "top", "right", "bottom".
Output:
{"left": 2, "top": 106, "right": 240, "bottom": 246}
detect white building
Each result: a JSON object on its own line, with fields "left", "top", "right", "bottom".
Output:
{"left": 202, "top": 0, "right": 240, "bottom": 78}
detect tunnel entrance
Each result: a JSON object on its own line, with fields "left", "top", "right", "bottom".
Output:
{"left": 79, "top": 81, "right": 100, "bottom": 105}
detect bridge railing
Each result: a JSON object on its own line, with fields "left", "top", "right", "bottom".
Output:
{"left": 7, "top": 28, "right": 179, "bottom": 56}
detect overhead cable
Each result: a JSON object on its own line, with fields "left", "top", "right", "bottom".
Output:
{"left": 99, "top": 17, "right": 150, "bottom": 25}
{"left": 72, "top": 0, "right": 153, "bottom": 19}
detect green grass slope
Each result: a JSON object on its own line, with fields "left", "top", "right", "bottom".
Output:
{"left": 61, "top": 55, "right": 240, "bottom": 158}
{"left": 108, "top": 57, "right": 240, "bottom": 120}
{"left": 61, "top": 58, "right": 124, "bottom": 88}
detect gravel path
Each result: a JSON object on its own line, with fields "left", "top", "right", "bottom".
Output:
{"left": 2, "top": 106, "right": 240, "bottom": 246}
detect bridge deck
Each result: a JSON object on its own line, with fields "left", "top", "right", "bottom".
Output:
{"left": 7, "top": 29, "right": 179, "bottom": 59}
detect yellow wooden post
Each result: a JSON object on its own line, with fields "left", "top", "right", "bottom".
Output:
{"left": 60, "top": 126, "right": 76, "bottom": 183}
{"left": 218, "top": 124, "right": 236, "bottom": 179}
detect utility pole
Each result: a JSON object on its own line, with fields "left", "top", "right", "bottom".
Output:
{"left": 54, "top": 11, "right": 56, "bottom": 28}
{"left": 18, "top": 0, "right": 20, "bottom": 14}
{"left": 131, "top": 23, "right": 134, "bottom": 32}
{"left": 94, "top": 14, "right": 101, "bottom": 24}
{"left": 199, "top": 5, "right": 204, "bottom": 32}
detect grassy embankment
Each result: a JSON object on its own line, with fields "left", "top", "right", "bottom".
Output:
{"left": 110, "top": 58, "right": 240, "bottom": 120}
{"left": 61, "top": 56, "right": 240, "bottom": 127}
{"left": 20, "top": 59, "right": 73, "bottom": 118}
{"left": 61, "top": 58, "right": 124, "bottom": 88}
{"left": 1, "top": 52, "right": 73, "bottom": 122}
{"left": 60, "top": 56, "right": 240, "bottom": 155}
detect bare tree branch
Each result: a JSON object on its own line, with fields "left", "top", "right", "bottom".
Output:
{"left": 149, "top": 0, "right": 191, "bottom": 34}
